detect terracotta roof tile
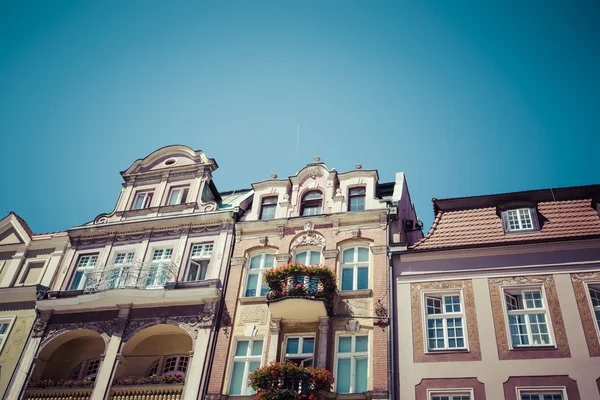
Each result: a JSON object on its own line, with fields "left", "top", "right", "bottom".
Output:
{"left": 411, "top": 199, "right": 600, "bottom": 250}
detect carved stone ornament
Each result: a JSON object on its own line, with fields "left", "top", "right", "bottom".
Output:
{"left": 335, "top": 188, "right": 342, "bottom": 197}
{"left": 282, "top": 193, "right": 290, "bottom": 202}
{"left": 259, "top": 236, "right": 269, "bottom": 246}
{"left": 345, "top": 320, "right": 361, "bottom": 332}
{"left": 122, "top": 313, "right": 215, "bottom": 342}
{"left": 277, "top": 225, "right": 285, "bottom": 239}
{"left": 290, "top": 232, "right": 326, "bottom": 251}
{"left": 41, "top": 321, "right": 112, "bottom": 348}
{"left": 351, "top": 229, "right": 361, "bottom": 239}
{"left": 238, "top": 305, "right": 268, "bottom": 326}
{"left": 305, "top": 166, "right": 323, "bottom": 180}
{"left": 332, "top": 219, "right": 340, "bottom": 235}
{"left": 304, "top": 221, "right": 314, "bottom": 232}
{"left": 202, "top": 202, "right": 218, "bottom": 212}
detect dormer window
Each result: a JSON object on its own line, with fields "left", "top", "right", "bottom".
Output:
{"left": 132, "top": 191, "right": 154, "bottom": 210}
{"left": 167, "top": 186, "right": 189, "bottom": 206}
{"left": 259, "top": 196, "right": 278, "bottom": 220}
{"left": 502, "top": 208, "right": 538, "bottom": 233}
{"left": 301, "top": 191, "right": 323, "bottom": 216}
{"left": 348, "top": 187, "right": 366, "bottom": 211}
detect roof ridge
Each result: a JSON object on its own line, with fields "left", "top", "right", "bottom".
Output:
{"left": 410, "top": 211, "right": 443, "bottom": 249}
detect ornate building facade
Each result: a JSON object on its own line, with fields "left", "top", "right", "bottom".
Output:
{"left": 206, "top": 158, "right": 421, "bottom": 399}
{"left": 6, "top": 146, "right": 252, "bottom": 400}
{"left": 0, "top": 212, "right": 68, "bottom": 398}
{"left": 392, "top": 185, "right": 600, "bottom": 400}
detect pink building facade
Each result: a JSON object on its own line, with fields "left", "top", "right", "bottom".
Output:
{"left": 392, "top": 185, "right": 600, "bottom": 400}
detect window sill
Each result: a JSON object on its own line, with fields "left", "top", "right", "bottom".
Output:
{"left": 337, "top": 289, "right": 372, "bottom": 298}
{"left": 239, "top": 296, "right": 267, "bottom": 305}
{"left": 424, "top": 348, "right": 470, "bottom": 355}
{"left": 509, "top": 345, "right": 557, "bottom": 351}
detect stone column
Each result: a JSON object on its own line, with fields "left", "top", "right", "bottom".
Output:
{"left": 182, "top": 310, "right": 215, "bottom": 400}
{"left": 267, "top": 318, "right": 281, "bottom": 363}
{"left": 93, "top": 308, "right": 129, "bottom": 400}
{"left": 317, "top": 317, "right": 329, "bottom": 368}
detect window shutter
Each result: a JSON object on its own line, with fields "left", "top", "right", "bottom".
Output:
{"left": 530, "top": 207, "right": 540, "bottom": 231}
{"left": 501, "top": 211, "right": 509, "bottom": 233}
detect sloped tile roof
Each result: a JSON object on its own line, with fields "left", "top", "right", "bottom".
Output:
{"left": 411, "top": 198, "right": 600, "bottom": 250}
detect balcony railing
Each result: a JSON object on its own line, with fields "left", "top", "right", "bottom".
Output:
{"left": 83, "top": 262, "right": 179, "bottom": 293}
{"left": 25, "top": 387, "right": 93, "bottom": 400}
{"left": 265, "top": 263, "right": 337, "bottom": 319}
{"left": 249, "top": 362, "right": 333, "bottom": 400}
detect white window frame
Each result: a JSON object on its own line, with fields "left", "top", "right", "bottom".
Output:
{"left": 259, "top": 196, "right": 278, "bottom": 220}
{"left": 162, "top": 355, "right": 189, "bottom": 376}
{"left": 293, "top": 249, "right": 322, "bottom": 265}
{"left": 84, "top": 358, "right": 101, "bottom": 380}
{"left": 143, "top": 247, "right": 174, "bottom": 288}
{"left": 69, "top": 253, "right": 99, "bottom": 291}
{"left": 347, "top": 186, "right": 366, "bottom": 212}
{"left": 105, "top": 250, "right": 136, "bottom": 289}
{"left": 334, "top": 332, "right": 370, "bottom": 394}
{"left": 503, "top": 208, "right": 536, "bottom": 232}
{"left": 228, "top": 338, "right": 264, "bottom": 396}
{"left": 516, "top": 386, "right": 567, "bottom": 400}
{"left": 147, "top": 359, "right": 161, "bottom": 377}
{"left": 0, "top": 316, "right": 16, "bottom": 354}
{"left": 244, "top": 253, "right": 275, "bottom": 297}
{"left": 501, "top": 286, "right": 555, "bottom": 349}
{"left": 422, "top": 290, "right": 469, "bottom": 352}
{"left": 16, "top": 258, "right": 48, "bottom": 286}
{"left": 185, "top": 243, "right": 213, "bottom": 282}
{"left": 166, "top": 186, "right": 189, "bottom": 206}
{"left": 427, "top": 388, "right": 474, "bottom": 400}
{"left": 282, "top": 334, "right": 315, "bottom": 367}
{"left": 132, "top": 191, "right": 154, "bottom": 210}
{"left": 585, "top": 282, "right": 600, "bottom": 341}
{"left": 340, "top": 246, "right": 370, "bottom": 291}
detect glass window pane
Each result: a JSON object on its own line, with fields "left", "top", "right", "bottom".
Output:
{"left": 336, "top": 358, "right": 351, "bottom": 394}
{"left": 249, "top": 256, "right": 262, "bottom": 270}
{"left": 235, "top": 340, "right": 249, "bottom": 356}
{"left": 355, "top": 336, "right": 368, "bottom": 352}
{"left": 355, "top": 357, "right": 368, "bottom": 393}
{"left": 302, "top": 338, "right": 314, "bottom": 354}
{"left": 245, "top": 274, "right": 258, "bottom": 297}
{"left": 70, "top": 271, "right": 84, "bottom": 290}
{"left": 342, "top": 248, "right": 355, "bottom": 263}
{"left": 338, "top": 337, "right": 352, "bottom": 353}
{"left": 229, "top": 361, "right": 245, "bottom": 395}
{"left": 309, "top": 251, "right": 321, "bottom": 265}
{"left": 341, "top": 269, "right": 354, "bottom": 291}
{"left": 357, "top": 267, "right": 368, "bottom": 290}
{"left": 286, "top": 338, "right": 299, "bottom": 354}
{"left": 295, "top": 251, "right": 307, "bottom": 263}
{"left": 264, "top": 254, "right": 275, "bottom": 268}
{"left": 251, "top": 340, "right": 263, "bottom": 356}
{"left": 357, "top": 247, "right": 369, "bottom": 262}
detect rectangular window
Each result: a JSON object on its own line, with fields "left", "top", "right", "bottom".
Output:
{"left": 294, "top": 250, "right": 322, "bottom": 265}
{"left": 589, "top": 285, "right": 600, "bottom": 330}
{"left": 20, "top": 261, "right": 45, "bottom": 285}
{"left": 106, "top": 252, "right": 135, "bottom": 289}
{"left": 348, "top": 187, "right": 366, "bottom": 212}
{"left": 504, "top": 288, "right": 552, "bottom": 347}
{"left": 70, "top": 254, "right": 99, "bottom": 290}
{"left": 503, "top": 208, "right": 535, "bottom": 232}
{"left": 430, "top": 394, "right": 471, "bottom": 400}
{"left": 245, "top": 254, "right": 275, "bottom": 297}
{"left": 0, "top": 317, "right": 15, "bottom": 353}
{"left": 167, "top": 186, "right": 189, "bottom": 206}
{"left": 519, "top": 391, "right": 564, "bottom": 400}
{"left": 260, "top": 196, "right": 278, "bottom": 220}
{"left": 341, "top": 247, "right": 369, "bottom": 291}
{"left": 144, "top": 248, "right": 173, "bottom": 288}
{"left": 132, "top": 191, "right": 154, "bottom": 210}
{"left": 425, "top": 293, "right": 466, "bottom": 350}
{"left": 336, "top": 335, "right": 368, "bottom": 394}
{"left": 284, "top": 336, "right": 314, "bottom": 367}
{"left": 186, "top": 243, "right": 213, "bottom": 281}
{"left": 229, "top": 339, "right": 263, "bottom": 396}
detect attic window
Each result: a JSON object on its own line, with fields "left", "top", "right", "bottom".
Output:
{"left": 164, "top": 158, "right": 177, "bottom": 166}
{"left": 501, "top": 208, "right": 538, "bottom": 233}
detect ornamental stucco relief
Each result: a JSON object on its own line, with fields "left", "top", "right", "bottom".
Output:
{"left": 410, "top": 280, "right": 481, "bottom": 363}
{"left": 488, "top": 275, "right": 570, "bottom": 359}
{"left": 290, "top": 232, "right": 326, "bottom": 251}
{"left": 238, "top": 305, "right": 268, "bottom": 326}
{"left": 571, "top": 271, "right": 600, "bottom": 356}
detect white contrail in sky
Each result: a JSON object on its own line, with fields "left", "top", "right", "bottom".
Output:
{"left": 296, "top": 124, "right": 300, "bottom": 159}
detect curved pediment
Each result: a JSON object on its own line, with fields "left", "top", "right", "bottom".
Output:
{"left": 121, "top": 145, "right": 216, "bottom": 176}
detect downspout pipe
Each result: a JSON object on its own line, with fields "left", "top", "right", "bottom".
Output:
{"left": 386, "top": 204, "right": 397, "bottom": 400}
{"left": 202, "top": 208, "right": 240, "bottom": 398}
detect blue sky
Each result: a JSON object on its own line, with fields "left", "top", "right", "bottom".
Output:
{"left": 0, "top": 1, "right": 598, "bottom": 234}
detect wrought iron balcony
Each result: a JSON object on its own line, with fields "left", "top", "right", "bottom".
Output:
{"left": 83, "top": 262, "right": 179, "bottom": 293}
{"left": 265, "top": 263, "right": 337, "bottom": 321}
{"left": 250, "top": 362, "right": 333, "bottom": 400}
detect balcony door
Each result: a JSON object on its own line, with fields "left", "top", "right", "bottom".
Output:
{"left": 144, "top": 248, "right": 173, "bottom": 288}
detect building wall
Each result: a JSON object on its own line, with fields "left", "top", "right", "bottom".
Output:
{"left": 394, "top": 240, "right": 600, "bottom": 400}
{"left": 0, "top": 308, "right": 35, "bottom": 398}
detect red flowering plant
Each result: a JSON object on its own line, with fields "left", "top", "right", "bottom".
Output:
{"left": 249, "top": 361, "right": 333, "bottom": 400}
{"left": 28, "top": 378, "right": 95, "bottom": 389}
{"left": 264, "top": 262, "right": 337, "bottom": 311}
{"left": 113, "top": 374, "right": 185, "bottom": 386}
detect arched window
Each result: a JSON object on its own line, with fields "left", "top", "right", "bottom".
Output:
{"left": 294, "top": 250, "right": 322, "bottom": 265}
{"left": 163, "top": 355, "right": 189, "bottom": 376}
{"left": 70, "top": 362, "right": 83, "bottom": 380}
{"left": 301, "top": 191, "right": 323, "bottom": 216}
{"left": 84, "top": 359, "right": 101, "bottom": 380}
{"left": 245, "top": 254, "right": 275, "bottom": 297}
{"left": 147, "top": 359, "right": 160, "bottom": 376}
{"left": 341, "top": 247, "right": 369, "bottom": 291}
